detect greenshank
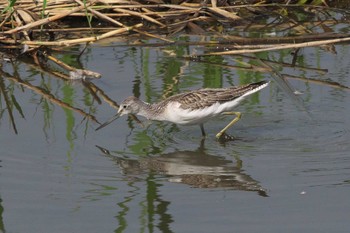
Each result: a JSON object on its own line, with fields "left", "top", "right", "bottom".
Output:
{"left": 96, "top": 80, "right": 269, "bottom": 139}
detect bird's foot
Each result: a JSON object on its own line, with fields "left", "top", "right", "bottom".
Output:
{"left": 216, "top": 132, "right": 236, "bottom": 141}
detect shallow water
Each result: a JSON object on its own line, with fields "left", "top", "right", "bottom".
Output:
{"left": 1, "top": 41, "right": 350, "bottom": 233}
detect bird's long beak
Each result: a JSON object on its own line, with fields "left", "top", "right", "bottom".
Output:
{"left": 95, "top": 112, "right": 121, "bottom": 131}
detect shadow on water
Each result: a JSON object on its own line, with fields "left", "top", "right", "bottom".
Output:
{"left": 95, "top": 137, "right": 267, "bottom": 232}
{"left": 96, "top": 140, "right": 268, "bottom": 197}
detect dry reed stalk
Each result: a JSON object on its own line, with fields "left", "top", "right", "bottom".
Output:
{"left": 180, "top": 2, "right": 202, "bottom": 7}
{"left": 22, "top": 23, "right": 142, "bottom": 46}
{"left": 110, "top": 4, "right": 195, "bottom": 10}
{"left": 13, "top": 11, "right": 31, "bottom": 41}
{"left": 0, "top": 9, "right": 13, "bottom": 28}
{"left": 31, "top": 27, "right": 118, "bottom": 32}
{"left": 52, "top": 12, "right": 129, "bottom": 17}
{"left": 113, "top": 8, "right": 166, "bottom": 27}
{"left": 61, "top": 9, "right": 197, "bottom": 17}
{"left": 167, "top": 16, "right": 212, "bottom": 27}
{"left": 5, "top": 2, "right": 95, "bottom": 34}
{"left": 25, "top": 3, "right": 78, "bottom": 11}
{"left": 74, "top": 0, "right": 125, "bottom": 27}
{"left": 132, "top": 28, "right": 174, "bottom": 43}
{"left": 0, "top": 45, "right": 21, "bottom": 48}
{"left": 49, "top": 70, "right": 71, "bottom": 80}
{"left": 149, "top": 9, "right": 196, "bottom": 16}
{"left": 73, "top": 0, "right": 170, "bottom": 43}
{"left": 207, "top": 7, "right": 241, "bottom": 21}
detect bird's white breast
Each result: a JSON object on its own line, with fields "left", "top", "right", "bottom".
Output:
{"left": 162, "top": 100, "right": 242, "bottom": 125}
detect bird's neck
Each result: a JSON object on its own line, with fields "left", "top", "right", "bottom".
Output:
{"left": 136, "top": 101, "right": 156, "bottom": 120}
{"left": 136, "top": 101, "right": 165, "bottom": 121}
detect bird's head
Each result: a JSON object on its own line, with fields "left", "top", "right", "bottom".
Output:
{"left": 95, "top": 96, "right": 142, "bottom": 131}
{"left": 117, "top": 96, "right": 142, "bottom": 116}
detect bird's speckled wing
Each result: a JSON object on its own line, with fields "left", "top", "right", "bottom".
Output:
{"left": 166, "top": 81, "right": 268, "bottom": 110}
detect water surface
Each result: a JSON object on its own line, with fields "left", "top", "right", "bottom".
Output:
{"left": 0, "top": 39, "right": 350, "bottom": 233}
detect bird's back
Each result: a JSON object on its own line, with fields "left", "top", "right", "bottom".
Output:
{"left": 164, "top": 81, "right": 269, "bottom": 111}
{"left": 149, "top": 81, "right": 269, "bottom": 125}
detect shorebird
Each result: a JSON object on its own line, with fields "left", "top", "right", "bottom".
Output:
{"left": 96, "top": 80, "right": 269, "bottom": 139}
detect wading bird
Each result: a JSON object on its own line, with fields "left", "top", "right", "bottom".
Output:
{"left": 96, "top": 81, "right": 269, "bottom": 139}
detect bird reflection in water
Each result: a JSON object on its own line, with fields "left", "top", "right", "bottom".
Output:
{"left": 96, "top": 141, "right": 267, "bottom": 197}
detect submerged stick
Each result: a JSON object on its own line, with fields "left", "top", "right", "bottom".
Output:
{"left": 47, "top": 55, "right": 101, "bottom": 79}
{"left": 2, "top": 72, "right": 100, "bottom": 124}
{"left": 132, "top": 28, "right": 174, "bottom": 43}
{"left": 284, "top": 74, "right": 350, "bottom": 90}
{"left": 199, "top": 36, "right": 350, "bottom": 56}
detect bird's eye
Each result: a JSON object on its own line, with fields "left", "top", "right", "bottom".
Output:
{"left": 123, "top": 105, "right": 127, "bottom": 109}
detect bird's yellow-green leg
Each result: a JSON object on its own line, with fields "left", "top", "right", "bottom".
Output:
{"left": 216, "top": 112, "right": 242, "bottom": 139}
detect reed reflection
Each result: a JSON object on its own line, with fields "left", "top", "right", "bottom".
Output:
{"left": 0, "top": 196, "right": 4, "bottom": 233}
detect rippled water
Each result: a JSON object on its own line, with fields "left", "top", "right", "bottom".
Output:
{"left": 1, "top": 42, "right": 350, "bottom": 232}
